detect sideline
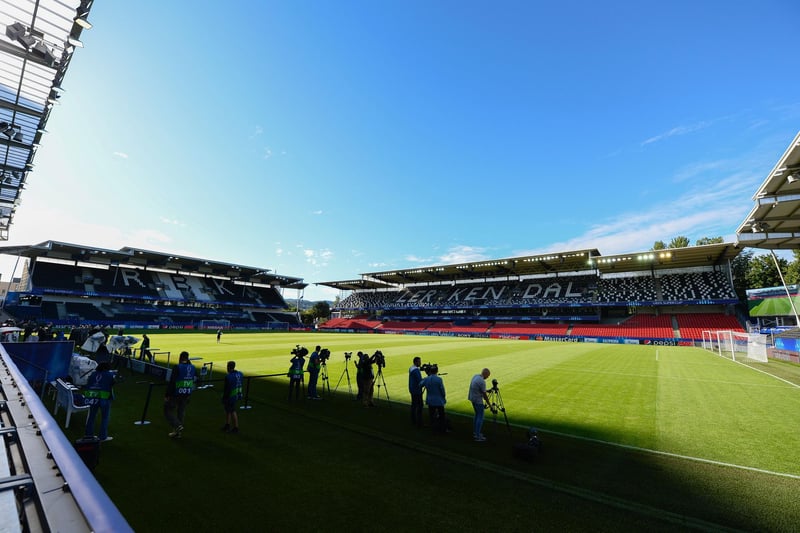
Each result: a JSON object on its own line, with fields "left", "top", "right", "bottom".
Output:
{"left": 268, "top": 400, "right": 744, "bottom": 532}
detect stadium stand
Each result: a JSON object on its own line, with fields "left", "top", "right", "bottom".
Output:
{"left": 676, "top": 313, "right": 745, "bottom": 340}
{"left": 0, "top": 242, "right": 307, "bottom": 330}
{"left": 322, "top": 245, "right": 744, "bottom": 343}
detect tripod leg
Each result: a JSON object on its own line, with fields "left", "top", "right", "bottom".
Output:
{"left": 495, "top": 391, "right": 511, "bottom": 434}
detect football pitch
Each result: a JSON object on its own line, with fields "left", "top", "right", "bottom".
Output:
{"left": 82, "top": 331, "right": 800, "bottom": 531}
{"left": 152, "top": 331, "right": 800, "bottom": 476}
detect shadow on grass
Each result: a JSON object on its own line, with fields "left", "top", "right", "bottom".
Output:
{"left": 53, "top": 368, "right": 800, "bottom": 532}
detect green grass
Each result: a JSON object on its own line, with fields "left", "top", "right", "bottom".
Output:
{"left": 54, "top": 332, "right": 800, "bottom": 531}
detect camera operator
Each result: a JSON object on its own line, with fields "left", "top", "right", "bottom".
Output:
{"left": 408, "top": 357, "right": 423, "bottom": 427}
{"left": 306, "top": 345, "right": 322, "bottom": 400}
{"left": 287, "top": 346, "right": 307, "bottom": 401}
{"left": 357, "top": 351, "right": 378, "bottom": 407}
{"left": 420, "top": 364, "right": 447, "bottom": 432}
{"left": 467, "top": 368, "right": 491, "bottom": 442}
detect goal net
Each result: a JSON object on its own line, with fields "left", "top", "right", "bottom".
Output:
{"left": 702, "top": 330, "right": 768, "bottom": 362}
{"left": 199, "top": 319, "right": 231, "bottom": 330}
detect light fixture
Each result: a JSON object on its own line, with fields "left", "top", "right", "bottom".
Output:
{"left": 67, "top": 36, "right": 83, "bottom": 48}
{"left": 789, "top": 174, "right": 799, "bottom": 184}
{"left": 74, "top": 6, "right": 93, "bottom": 30}
{"left": 12, "top": 130, "right": 23, "bottom": 143}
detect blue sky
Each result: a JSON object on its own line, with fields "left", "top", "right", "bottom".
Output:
{"left": 3, "top": 0, "right": 799, "bottom": 301}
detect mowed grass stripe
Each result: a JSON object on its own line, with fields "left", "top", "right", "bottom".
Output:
{"left": 147, "top": 332, "right": 800, "bottom": 475}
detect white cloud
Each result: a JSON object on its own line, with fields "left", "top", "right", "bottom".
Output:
{"left": 641, "top": 121, "right": 711, "bottom": 146}
{"left": 250, "top": 126, "right": 263, "bottom": 139}
{"left": 518, "top": 175, "right": 754, "bottom": 257}
{"left": 263, "top": 148, "right": 272, "bottom": 159}
{"left": 159, "top": 216, "right": 186, "bottom": 227}
{"left": 304, "top": 248, "right": 333, "bottom": 267}
{"left": 312, "top": 210, "right": 323, "bottom": 215}
{"left": 112, "top": 151, "right": 129, "bottom": 159}
{"left": 438, "top": 245, "right": 490, "bottom": 264}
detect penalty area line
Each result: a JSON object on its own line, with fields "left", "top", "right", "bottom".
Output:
{"left": 543, "top": 428, "right": 800, "bottom": 481}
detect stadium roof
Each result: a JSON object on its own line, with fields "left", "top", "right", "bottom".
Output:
{"left": 0, "top": 0, "right": 93, "bottom": 240}
{"left": 736, "top": 131, "right": 800, "bottom": 250}
{"left": 318, "top": 243, "right": 741, "bottom": 289}
{"left": 0, "top": 240, "right": 307, "bottom": 288}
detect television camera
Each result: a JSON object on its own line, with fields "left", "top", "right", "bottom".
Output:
{"left": 291, "top": 345, "right": 308, "bottom": 357}
{"left": 344, "top": 351, "right": 352, "bottom": 360}
{"left": 373, "top": 350, "right": 386, "bottom": 369}
{"left": 421, "top": 362, "right": 439, "bottom": 375}
{"left": 319, "top": 348, "right": 331, "bottom": 362}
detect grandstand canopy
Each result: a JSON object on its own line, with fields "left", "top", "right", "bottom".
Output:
{"left": 319, "top": 243, "right": 741, "bottom": 290}
{"left": 0, "top": 240, "right": 306, "bottom": 288}
{"left": 0, "top": 1, "right": 93, "bottom": 240}
{"left": 736, "top": 131, "right": 800, "bottom": 250}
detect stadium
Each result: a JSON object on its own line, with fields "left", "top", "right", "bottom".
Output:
{"left": 1, "top": 1, "right": 800, "bottom": 532}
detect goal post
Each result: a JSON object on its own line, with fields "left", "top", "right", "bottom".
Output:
{"left": 703, "top": 330, "right": 768, "bottom": 363}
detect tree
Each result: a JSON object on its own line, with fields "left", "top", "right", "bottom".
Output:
{"left": 730, "top": 248, "right": 754, "bottom": 301}
{"left": 695, "top": 236, "right": 724, "bottom": 246}
{"left": 784, "top": 250, "right": 800, "bottom": 285}
{"left": 746, "top": 253, "right": 787, "bottom": 290}
{"left": 668, "top": 236, "right": 690, "bottom": 248}
{"left": 652, "top": 240, "right": 666, "bottom": 250}
{"left": 311, "top": 301, "right": 331, "bottom": 320}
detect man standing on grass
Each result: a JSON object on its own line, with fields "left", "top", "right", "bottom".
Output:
{"left": 222, "top": 360, "right": 244, "bottom": 433}
{"left": 420, "top": 364, "right": 447, "bottom": 432}
{"left": 468, "top": 368, "right": 491, "bottom": 442}
{"left": 83, "top": 361, "right": 116, "bottom": 442}
{"left": 164, "top": 351, "right": 197, "bottom": 438}
{"left": 307, "top": 345, "right": 322, "bottom": 399}
{"left": 139, "top": 333, "right": 152, "bottom": 363}
{"left": 409, "top": 357, "right": 423, "bottom": 427}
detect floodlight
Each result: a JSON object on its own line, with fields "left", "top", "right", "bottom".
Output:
{"left": 67, "top": 36, "right": 83, "bottom": 48}
{"left": 788, "top": 174, "right": 799, "bottom": 184}
{"left": 75, "top": 6, "right": 93, "bottom": 30}
{"left": 12, "top": 130, "right": 22, "bottom": 143}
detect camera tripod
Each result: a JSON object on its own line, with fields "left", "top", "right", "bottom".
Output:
{"left": 319, "top": 361, "right": 331, "bottom": 397}
{"left": 334, "top": 355, "right": 354, "bottom": 399}
{"left": 486, "top": 382, "right": 510, "bottom": 434}
{"left": 372, "top": 365, "right": 390, "bottom": 405}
